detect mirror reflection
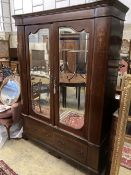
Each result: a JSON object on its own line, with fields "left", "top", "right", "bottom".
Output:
{"left": 29, "top": 28, "right": 50, "bottom": 118}
{"left": 0, "top": 77, "right": 20, "bottom": 106}
{"left": 59, "top": 27, "right": 89, "bottom": 130}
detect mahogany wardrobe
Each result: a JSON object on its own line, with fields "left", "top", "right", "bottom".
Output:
{"left": 13, "top": 0, "right": 128, "bottom": 174}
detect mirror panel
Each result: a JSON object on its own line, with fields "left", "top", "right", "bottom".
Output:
{"left": 59, "top": 27, "right": 89, "bottom": 130}
{"left": 29, "top": 28, "right": 50, "bottom": 118}
{"left": 0, "top": 76, "right": 20, "bottom": 106}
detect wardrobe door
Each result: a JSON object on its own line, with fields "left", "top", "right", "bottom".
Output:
{"left": 25, "top": 24, "right": 54, "bottom": 123}
{"left": 54, "top": 20, "right": 94, "bottom": 137}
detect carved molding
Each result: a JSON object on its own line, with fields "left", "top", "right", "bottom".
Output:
{"left": 121, "top": 74, "right": 131, "bottom": 90}
{"left": 110, "top": 74, "right": 131, "bottom": 175}
{"left": 25, "top": 24, "right": 50, "bottom": 36}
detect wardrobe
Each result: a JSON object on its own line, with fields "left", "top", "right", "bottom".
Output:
{"left": 13, "top": 0, "right": 128, "bottom": 174}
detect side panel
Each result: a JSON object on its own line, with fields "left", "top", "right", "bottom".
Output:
{"left": 54, "top": 19, "right": 94, "bottom": 138}
{"left": 102, "top": 17, "right": 124, "bottom": 141}
{"left": 87, "top": 16, "right": 124, "bottom": 172}
{"left": 88, "top": 17, "right": 112, "bottom": 145}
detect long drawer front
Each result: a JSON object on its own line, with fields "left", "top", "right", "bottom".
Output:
{"left": 24, "top": 117, "right": 87, "bottom": 165}
{"left": 24, "top": 117, "right": 54, "bottom": 145}
{"left": 53, "top": 132, "right": 87, "bottom": 164}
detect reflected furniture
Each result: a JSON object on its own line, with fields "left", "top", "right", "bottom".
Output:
{"left": 31, "top": 50, "right": 46, "bottom": 70}
{"left": 31, "top": 80, "right": 49, "bottom": 113}
{"left": 60, "top": 73, "right": 86, "bottom": 109}
{"left": 31, "top": 81, "right": 42, "bottom": 113}
{"left": 13, "top": 1, "right": 128, "bottom": 174}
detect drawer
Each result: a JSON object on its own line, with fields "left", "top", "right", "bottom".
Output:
{"left": 24, "top": 117, "right": 54, "bottom": 145}
{"left": 24, "top": 117, "right": 87, "bottom": 164}
{"left": 53, "top": 132, "right": 87, "bottom": 164}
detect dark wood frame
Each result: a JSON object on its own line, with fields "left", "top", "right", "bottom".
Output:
{"left": 13, "top": 1, "right": 128, "bottom": 175}
{"left": 55, "top": 19, "right": 93, "bottom": 137}
{"left": 25, "top": 24, "right": 52, "bottom": 124}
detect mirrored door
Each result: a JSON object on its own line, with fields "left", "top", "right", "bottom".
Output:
{"left": 58, "top": 25, "right": 90, "bottom": 135}
{"left": 28, "top": 27, "right": 51, "bottom": 119}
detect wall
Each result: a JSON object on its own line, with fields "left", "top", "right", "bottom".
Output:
{"left": 0, "top": 0, "right": 131, "bottom": 48}
{"left": 123, "top": 24, "right": 131, "bottom": 40}
{"left": 120, "top": 0, "right": 131, "bottom": 24}
{"left": 120, "top": 0, "right": 131, "bottom": 41}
